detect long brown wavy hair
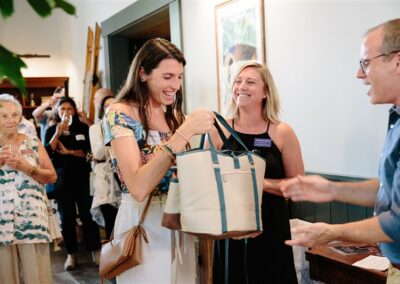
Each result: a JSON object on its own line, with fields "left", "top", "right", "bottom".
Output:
{"left": 116, "top": 38, "right": 186, "bottom": 139}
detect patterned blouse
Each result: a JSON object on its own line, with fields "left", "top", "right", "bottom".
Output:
{"left": 104, "top": 110, "right": 174, "bottom": 195}
{"left": 0, "top": 135, "right": 51, "bottom": 246}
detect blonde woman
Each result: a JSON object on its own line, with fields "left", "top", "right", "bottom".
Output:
{"left": 211, "top": 62, "right": 304, "bottom": 283}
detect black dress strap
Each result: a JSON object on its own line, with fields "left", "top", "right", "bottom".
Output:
{"left": 266, "top": 122, "right": 271, "bottom": 134}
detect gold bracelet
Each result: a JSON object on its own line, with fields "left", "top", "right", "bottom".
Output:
{"left": 28, "top": 165, "right": 38, "bottom": 176}
{"left": 175, "top": 129, "right": 190, "bottom": 143}
{"left": 159, "top": 144, "right": 176, "bottom": 163}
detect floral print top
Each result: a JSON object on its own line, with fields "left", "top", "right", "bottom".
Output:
{"left": 0, "top": 135, "right": 51, "bottom": 246}
{"left": 104, "top": 110, "right": 174, "bottom": 195}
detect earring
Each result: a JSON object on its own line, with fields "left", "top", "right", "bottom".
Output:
{"left": 140, "top": 78, "right": 145, "bottom": 82}
{"left": 263, "top": 95, "right": 267, "bottom": 99}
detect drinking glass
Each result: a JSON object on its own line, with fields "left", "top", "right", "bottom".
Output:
{"left": 61, "top": 112, "right": 72, "bottom": 136}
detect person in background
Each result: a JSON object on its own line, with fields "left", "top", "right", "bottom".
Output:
{"left": 210, "top": 61, "right": 304, "bottom": 284}
{"left": 77, "top": 110, "right": 93, "bottom": 127}
{"left": 77, "top": 88, "right": 113, "bottom": 127}
{"left": 104, "top": 38, "right": 214, "bottom": 283}
{"left": 19, "top": 116, "right": 38, "bottom": 137}
{"left": 281, "top": 18, "right": 400, "bottom": 284}
{"left": 0, "top": 94, "right": 57, "bottom": 284}
{"left": 89, "top": 94, "right": 120, "bottom": 240}
{"left": 33, "top": 87, "right": 64, "bottom": 142}
{"left": 93, "top": 88, "right": 113, "bottom": 123}
{"left": 45, "top": 96, "right": 101, "bottom": 271}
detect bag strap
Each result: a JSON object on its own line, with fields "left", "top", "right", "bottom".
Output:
{"left": 108, "top": 192, "right": 154, "bottom": 240}
{"left": 206, "top": 112, "right": 250, "bottom": 152}
{"left": 138, "top": 192, "right": 154, "bottom": 226}
{"left": 213, "top": 118, "right": 233, "bottom": 149}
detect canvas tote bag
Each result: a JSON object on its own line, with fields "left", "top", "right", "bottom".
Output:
{"left": 161, "top": 178, "right": 182, "bottom": 230}
{"left": 175, "top": 112, "right": 266, "bottom": 239}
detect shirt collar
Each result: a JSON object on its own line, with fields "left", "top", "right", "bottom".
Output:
{"left": 389, "top": 105, "right": 400, "bottom": 116}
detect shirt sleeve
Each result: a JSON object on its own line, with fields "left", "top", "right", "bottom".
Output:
{"left": 103, "top": 110, "right": 143, "bottom": 146}
{"left": 378, "top": 161, "right": 400, "bottom": 243}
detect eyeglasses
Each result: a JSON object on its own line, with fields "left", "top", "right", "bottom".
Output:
{"left": 359, "top": 50, "right": 400, "bottom": 73}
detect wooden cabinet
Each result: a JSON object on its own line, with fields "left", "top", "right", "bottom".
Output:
{"left": 0, "top": 77, "right": 69, "bottom": 119}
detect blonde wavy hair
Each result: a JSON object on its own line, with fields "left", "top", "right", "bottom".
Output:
{"left": 226, "top": 61, "right": 280, "bottom": 123}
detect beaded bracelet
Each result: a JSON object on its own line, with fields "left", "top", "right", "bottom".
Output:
{"left": 28, "top": 165, "right": 38, "bottom": 176}
{"left": 175, "top": 129, "right": 190, "bottom": 143}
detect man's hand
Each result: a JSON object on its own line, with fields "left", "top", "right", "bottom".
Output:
{"left": 285, "top": 222, "right": 338, "bottom": 247}
{"left": 280, "top": 175, "right": 334, "bottom": 203}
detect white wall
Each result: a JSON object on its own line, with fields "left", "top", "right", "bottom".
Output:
{"left": 0, "top": 1, "right": 68, "bottom": 76}
{"left": 0, "top": 0, "right": 134, "bottom": 108}
{"left": 182, "top": 0, "right": 400, "bottom": 178}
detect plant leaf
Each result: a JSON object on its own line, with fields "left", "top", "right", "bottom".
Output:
{"left": 54, "top": 0, "right": 75, "bottom": 15}
{"left": 0, "top": 0, "right": 14, "bottom": 18}
{"left": 27, "top": 0, "right": 52, "bottom": 17}
{"left": 0, "top": 45, "right": 27, "bottom": 96}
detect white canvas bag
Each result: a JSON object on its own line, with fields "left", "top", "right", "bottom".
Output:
{"left": 176, "top": 113, "right": 266, "bottom": 239}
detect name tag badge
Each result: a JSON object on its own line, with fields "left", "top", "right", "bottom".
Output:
{"left": 75, "top": 134, "right": 85, "bottom": 141}
{"left": 254, "top": 138, "right": 271, "bottom": 148}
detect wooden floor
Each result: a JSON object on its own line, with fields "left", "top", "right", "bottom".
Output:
{"left": 50, "top": 243, "right": 114, "bottom": 284}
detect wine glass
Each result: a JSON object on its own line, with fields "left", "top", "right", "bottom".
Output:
{"left": 2, "top": 144, "right": 19, "bottom": 156}
{"left": 61, "top": 112, "right": 73, "bottom": 136}
{"left": 1, "top": 144, "right": 19, "bottom": 168}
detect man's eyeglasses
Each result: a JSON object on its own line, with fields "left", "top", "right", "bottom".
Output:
{"left": 359, "top": 50, "right": 400, "bottom": 73}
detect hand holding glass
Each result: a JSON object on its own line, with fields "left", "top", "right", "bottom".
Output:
{"left": 61, "top": 113, "right": 72, "bottom": 135}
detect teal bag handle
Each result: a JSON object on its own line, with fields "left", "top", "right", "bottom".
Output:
{"left": 207, "top": 111, "right": 250, "bottom": 152}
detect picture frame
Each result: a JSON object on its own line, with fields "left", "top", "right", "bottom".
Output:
{"left": 215, "top": 0, "right": 265, "bottom": 114}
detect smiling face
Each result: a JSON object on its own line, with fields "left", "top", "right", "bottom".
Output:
{"left": 232, "top": 66, "right": 267, "bottom": 108}
{"left": 0, "top": 101, "right": 21, "bottom": 135}
{"left": 141, "top": 58, "right": 184, "bottom": 107}
{"left": 356, "top": 27, "right": 399, "bottom": 105}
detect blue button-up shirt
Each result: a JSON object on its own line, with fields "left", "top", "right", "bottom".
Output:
{"left": 376, "top": 105, "right": 400, "bottom": 265}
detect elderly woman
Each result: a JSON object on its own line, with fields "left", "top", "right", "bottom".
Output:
{"left": 0, "top": 94, "right": 57, "bottom": 284}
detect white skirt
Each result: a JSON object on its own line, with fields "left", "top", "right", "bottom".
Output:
{"left": 115, "top": 193, "right": 197, "bottom": 284}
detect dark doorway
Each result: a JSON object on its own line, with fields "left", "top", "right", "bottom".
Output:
{"left": 101, "top": 0, "right": 181, "bottom": 94}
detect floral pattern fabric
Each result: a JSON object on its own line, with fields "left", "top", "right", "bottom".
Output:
{"left": 104, "top": 110, "right": 174, "bottom": 195}
{"left": 0, "top": 135, "right": 51, "bottom": 246}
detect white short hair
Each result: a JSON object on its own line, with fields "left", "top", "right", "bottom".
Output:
{"left": 0, "top": 94, "right": 23, "bottom": 116}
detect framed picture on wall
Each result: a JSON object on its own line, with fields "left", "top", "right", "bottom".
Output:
{"left": 215, "top": 0, "right": 265, "bottom": 115}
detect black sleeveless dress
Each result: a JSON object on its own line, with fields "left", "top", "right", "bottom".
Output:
{"left": 213, "top": 123, "right": 297, "bottom": 284}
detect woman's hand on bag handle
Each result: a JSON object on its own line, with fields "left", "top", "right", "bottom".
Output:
{"left": 115, "top": 109, "right": 214, "bottom": 202}
{"left": 177, "top": 109, "right": 215, "bottom": 138}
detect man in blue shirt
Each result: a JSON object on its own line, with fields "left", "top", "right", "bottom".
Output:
{"left": 281, "top": 18, "right": 400, "bottom": 283}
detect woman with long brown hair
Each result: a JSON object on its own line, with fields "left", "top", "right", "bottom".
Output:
{"left": 104, "top": 38, "right": 214, "bottom": 283}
